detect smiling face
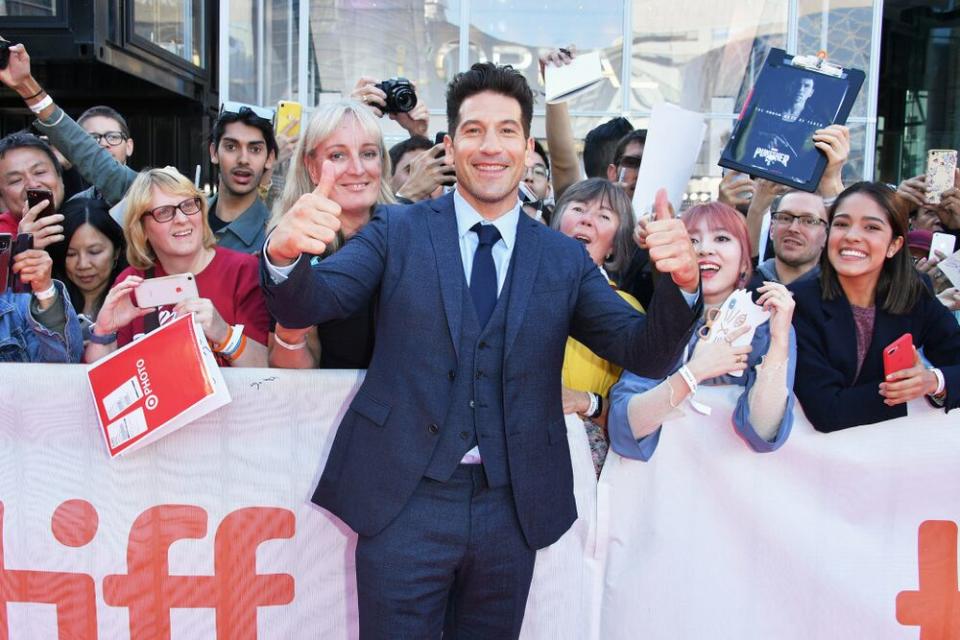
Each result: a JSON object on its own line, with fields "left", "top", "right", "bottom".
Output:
{"left": 0, "top": 146, "right": 65, "bottom": 215}
{"left": 305, "top": 113, "right": 382, "bottom": 217}
{"left": 210, "top": 121, "right": 272, "bottom": 198}
{"left": 444, "top": 90, "right": 533, "bottom": 219}
{"left": 558, "top": 197, "right": 621, "bottom": 266}
{"left": 689, "top": 218, "right": 746, "bottom": 306}
{"left": 65, "top": 222, "right": 117, "bottom": 299}
{"left": 827, "top": 192, "right": 904, "bottom": 291}
{"left": 141, "top": 186, "right": 204, "bottom": 263}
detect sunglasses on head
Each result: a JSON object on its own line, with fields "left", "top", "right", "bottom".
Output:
{"left": 219, "top": 101, "right": 276, "bottom": 125}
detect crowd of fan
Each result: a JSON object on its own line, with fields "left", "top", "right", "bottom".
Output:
{"left": 0, "top": 43, "right": 958, "bottom": 465}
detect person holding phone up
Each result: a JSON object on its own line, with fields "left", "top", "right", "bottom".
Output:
{"left": 85, "top": 167, "right": 270, "bottom": 367}
{"left": 792, "top": 182, "right": 960, "bottom": 432}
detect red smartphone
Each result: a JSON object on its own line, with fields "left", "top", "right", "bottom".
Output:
{"left": 883, "top": 333, "right": 915, "bottom": 377}
{"left": 26, "top": 188, "right": 55, "bottom": 218}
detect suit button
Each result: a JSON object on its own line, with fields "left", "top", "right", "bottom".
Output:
{"left": 475, "top": 370, "right": 484, "bottom": 379}
{"left": 478, "top": 341, "right": 488, "bottom": 349}
{"left": 447, "top": 370, "right": 456, "bottom": 381}
{"left": 459, "top": 431, "right": 469, "bottom": 440}
{"left": 427, "top": 423, "right": 439, "bottom": 435}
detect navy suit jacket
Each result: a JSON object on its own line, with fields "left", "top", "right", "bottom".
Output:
{"left": 261, "top": 193, "right": 698, "bottom": 549}
{"left": 791, "top": 277, "right": 960, "bottom": 432}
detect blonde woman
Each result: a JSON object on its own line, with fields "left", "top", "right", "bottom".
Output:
{"left": 86, "top": 167, "right": 270, "bottom": 366}
{"left": 268, "top": 100, "right": 395, "bottom": 369}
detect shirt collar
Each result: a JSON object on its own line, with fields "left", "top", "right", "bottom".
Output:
{"left": 208, "top": 194, "right": 269, "bottom": 246}
{"left": 453, "top": 188, "right": 520, "bottom": 250}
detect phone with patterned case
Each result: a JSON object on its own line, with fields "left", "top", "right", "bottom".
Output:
{"left": 925, "top": 149, "right": 957, "bottom": 205}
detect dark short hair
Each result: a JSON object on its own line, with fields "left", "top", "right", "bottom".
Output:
{"left": 211, "top": 109, "right": 279, "bottom": 158}
{"left": 820, "top": 181, "right": 924, "bottom": 315}
{"left": 446, "top": 62, "right": 534, "bottom": 138}
{"left": 388, "top": 135, "right": 433, "bottom": 175}
{"left": 611, "top": 129, "right": 648, "bottom": 167}
{"left": 0, "top": 131, "right": 63, "bottom": 177}
{"left": 532, "top": 139, "right": 549, "bottom": 172}
{"left": 78, "top": 105, "right": 130, "bottom": 138}
{"left": 48, "top": 197, "right": 128, "bottom": 314}
{"left": 583, "top": 117, "right": 633, "bottom": 178}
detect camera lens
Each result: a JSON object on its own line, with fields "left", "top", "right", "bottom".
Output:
{"left": 392, "top": 86, "right": 417, "bottom": 113}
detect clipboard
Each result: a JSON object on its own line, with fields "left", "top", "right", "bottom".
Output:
{"left": 718, "top": 48, "right": 865, "bottom": 192}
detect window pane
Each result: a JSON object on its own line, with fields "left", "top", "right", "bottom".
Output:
{"left": 307, "top": 0, "right": 462, "bottom": 112}
{"left": 468, "top": 0, "right": 625, "bottom": 115}
{"left": 630, "top": 0, "right": 788, "bottom": 114}
{"left": 264, "top": 0, "right": 301, "bottom": 105}
{"left": 798, "top": 0, "right": 874, "bottom": 120}
{"left": 134, "top": 0, "right": 205, "bottom": 67}
{"left": 0, "top": 0, "right": 56, "bottom": 16}
{"left": 228, "top": 0, "right": 258, "bottom": 104}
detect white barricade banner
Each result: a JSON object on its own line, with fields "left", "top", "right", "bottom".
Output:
{"left": 0, "top": 365, "right": 956, "bottom": 639}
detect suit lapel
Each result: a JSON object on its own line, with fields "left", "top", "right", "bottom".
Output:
{"left": 504, "top": 214, "right": 541, "bottom": 358}
{"left": 426, "top": 194, "right": 465, "bottom": 360}
{"left": 821, "top": 295, "right": 860, "bottom": 383}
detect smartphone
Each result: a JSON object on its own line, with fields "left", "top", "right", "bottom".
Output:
{"left": 10, "top": 233, "right": 33, "bottom": 294}
{"left": 883, "top": 333, "right": 915, "bottom": 377}
{"left": 275, "top": 100, "right": 303, "bottom": 138}
{"left": 926, "top": 149, "right": 958, "bottom": 205}
{"left": 26, "top": 188, "right": 55, "bottom": 218}
{"left": 131, "top": 273, "right": 199, "bottom": 308}
{"left": 930, "top": 232, "right": 957, "bottom": 262}
{"left": 0, "top": 233, "right": 11, "bottom": 292}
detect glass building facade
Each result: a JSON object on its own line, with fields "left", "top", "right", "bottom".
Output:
{"left": 219, "top": 1, "right": 956, "bottom": 195}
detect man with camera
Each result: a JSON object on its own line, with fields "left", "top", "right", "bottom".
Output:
{"left": 351, "top": 75, "right": 430, "bottom": 138}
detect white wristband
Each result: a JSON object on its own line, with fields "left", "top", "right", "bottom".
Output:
{"left": 677, "top": 365, "right": 698, "bottom": 394}
{"left": 274, "top": 333, "right": 307, "bottom": 350}
{"left": 33, "top": 283, "right": 57, "bottom": 301}
{"left": 584, "top": 392, "right": 599, "bottom": 418}
{"left": 217, "top": 324, "right": 245, "bottom": 356}
{"left": 28, "top": 95, "right": 53, "bottom": 114}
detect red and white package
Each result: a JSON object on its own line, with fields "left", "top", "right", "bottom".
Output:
{"left": 86, "top": 313, "right": 231, "bottom": 458}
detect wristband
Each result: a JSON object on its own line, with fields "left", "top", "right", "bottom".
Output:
{"left": 589, "top": 393, "right": 603, "bottom": 420}
{"left": 28, "top": 95, "right": 53, "bottom": 114}
{"left": 223, "top": 334, "right": 248, "bottom": 363}
{"left": 215, "top": 324, "right": 245, "bottom": 357}
{"left": 584, "top": 392, "right": 598, "bottom": 419}
{"left": 274, "top": 333, "right": 307, "bottom": 350}
{"left": 677, "top": 365, "right": 698, "bottom": 394}
{"left": 22, "top": 88, "right": 45, "bottom": 101}
{"left": 88, "top": 324, "right": 118, "bottom": 345}
{"left": 33, "top": 283, "right": 57, "bottom": 301}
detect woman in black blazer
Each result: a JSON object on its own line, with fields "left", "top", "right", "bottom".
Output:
{"left": 792, "top": 181, "right": 960, "bottom": 431}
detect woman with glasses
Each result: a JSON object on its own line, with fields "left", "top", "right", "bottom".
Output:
{"left": 85, "top": 167, "right": 270, "bottom": 366}
{"left": 607, "top": 201, "right": 795, "bottom": 462}
{"left": 267, "top": 100, "right": 395, "bottom": 369}
{"left": 792, "top": 181, "right": 960, "bottom": 431}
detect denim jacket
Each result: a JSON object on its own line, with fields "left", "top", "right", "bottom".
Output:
{"left": 0, "top": 281, "right": 83, "bottom": 363}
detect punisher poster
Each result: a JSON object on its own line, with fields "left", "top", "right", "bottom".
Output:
{"left": 720, "top": 49, "right": 864, "bottom": 192}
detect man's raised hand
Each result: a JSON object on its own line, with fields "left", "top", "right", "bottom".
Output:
{"left": 266, "top": 160, "right": 342, "bottom": 266}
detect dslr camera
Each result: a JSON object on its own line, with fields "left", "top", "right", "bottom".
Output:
{"left": 0, "top": 37, "right": 16, "bottom": 71}
{"left": 375, "top": 77, "right": 417, "bottom": 114}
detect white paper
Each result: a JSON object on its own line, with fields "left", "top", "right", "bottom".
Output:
{"left": 938, "top": 248, "right": 960, "bottom": 289}
{"left": 544, "top": 51, "right": 604, "bottom": 104}
{"left": 632, "top": 103, "right": 707, "bottom": 218}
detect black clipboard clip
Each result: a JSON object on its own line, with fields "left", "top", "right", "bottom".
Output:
{"left": 788, "top": 50, "right": 844, "bottom": 78}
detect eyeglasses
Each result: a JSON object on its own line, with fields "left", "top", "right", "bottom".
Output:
{"left": 617, "top": 155, "right": 642, "bottom": 170}
{"left": 89, "top": 131, "right": 128, "bottom": 146}
{"left": 144, "top": 197, "right": 202, "bottom": 223}
{"left": 219, "top": 101, "right": 276, "bottom": 125}
{"left": 525, "top": 165, "right": 549, "bottom": 179}
{"left": 771, "top": 211, "right": 827, "bottom": 228}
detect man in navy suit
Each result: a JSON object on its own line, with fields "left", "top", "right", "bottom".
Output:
{"left": 261, "top": 63, "right": 702, "bottom": 639}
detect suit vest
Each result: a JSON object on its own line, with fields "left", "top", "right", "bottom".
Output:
{"left": 423, "top": 263, "right": 514, "bottom": 488}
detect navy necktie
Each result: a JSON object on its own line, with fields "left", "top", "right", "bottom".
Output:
{"left": 470, "top": 222, "right": 501, "bottom": 328}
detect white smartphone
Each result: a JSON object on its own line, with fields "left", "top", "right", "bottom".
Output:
{"left": 930, "top": 232, "right": 957, "bottom": 262}
{"left": 132, "top": 273, "right": 199, "bottom": 308}
{"left": 925, "top": 149, "right": 957, "bottom": 204}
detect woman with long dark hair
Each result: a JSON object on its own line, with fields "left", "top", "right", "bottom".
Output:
{"left": 49, "top": 197, "right": 127, "bottom": 323}
{"left": 792, "top": 181, "right": 960, "bottom": 431}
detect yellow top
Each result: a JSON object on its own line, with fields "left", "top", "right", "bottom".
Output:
{"left": 561, "top": 285, "right": 644, "bottom": 397}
